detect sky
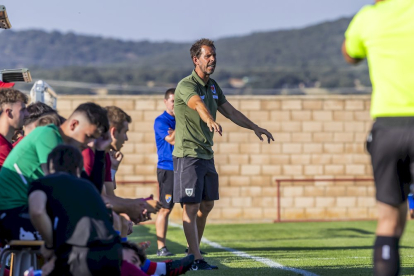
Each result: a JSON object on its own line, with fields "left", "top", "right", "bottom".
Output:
{"left": 1, "top": 0, "right": 372, "bottom": 42}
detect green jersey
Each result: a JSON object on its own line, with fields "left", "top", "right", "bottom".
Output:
{"left": 345, "top": 0, "right": 414, "bottom": 118}
{"left": 173, "top": 70, "right": 227, "bottom": 160}
{"left": 0, "top": 124, "right": 63, "bottom": 210}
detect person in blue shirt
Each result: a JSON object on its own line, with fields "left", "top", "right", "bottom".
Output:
{"left": 154, "top": 88, "right": 176, "bottom": 256}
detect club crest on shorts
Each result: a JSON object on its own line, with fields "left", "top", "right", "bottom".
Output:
{"left": 185, "top": 188, "right": 193, "bottom": 197}
{"left": 165, "top": 194, "right": 172, "bottom": 203}
{"left": 211, "top": 85, "right": 216, "bottom": 94}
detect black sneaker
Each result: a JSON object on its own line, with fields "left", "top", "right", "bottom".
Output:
{"left": 185, "top": 248, "right": 207, "bottom": 255}
{"left": 190, "top": 259, "right": 213, "bottom": 271}
{"left": 157, "top": 246, "right": 175, "bottom": 256}
{"left": 165, "top": 254, "right": 194, "bottom": 276}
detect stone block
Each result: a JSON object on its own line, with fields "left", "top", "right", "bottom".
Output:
{"left": 313, "top": 111, "right": 333, "bottom": 121}
{"left": 304, "top": 143, "right": 323, "bottom": 153}
{"left": 323, "top": 100, "right": 344, "bottom": 110}
{"left": 305, "top": 208, "right": 327, "bottom": 219}
{"left": 282, "top": 143, "right": 302, "bottom": 154}
{"left": 243, "top": 208, "right": 264, "bottom": 219}
{"left": 283, "top": 208, "right": 305, "bottom": 219}
{"left": 281, "top": 122, "right": 302, "bottom": 132}
{"left": 261, "top": 165, "right": 282, "bottom": 176}
{"left": 291, "top": 111, "right": 312, "bottom": 121}
{"left": 345, "top": 100, "right": 364, "bottom": 110}
{"left": 135, "top": 100, "right": 156, "bottom": 110}
{"left": 302, "top": 100, "right": 322, "bottom": 110}
{"left": 240, "top": 100, "right": 261, "bottom": 110}
{"left": 337, "top": 197, "right": 357, "bottom": 207}
{"left": 282, "top": 100, "right": 302, "bottom": 110}
{"left": 283, "top": 165, "right": 303, "bottom": 175}
{"left": 241, "top": 165, "right": 261, "bottom": 176}
{"left": 315, "top": 197, "right": 335, "bottom": 207}
{"left": 282, "top": 186, "right": 304, "bottom": 197}
{"left": 232, "top": 197, "right": 252, "bottom": 207}
{"left": 229, "top": 176, "right": 250, "bottom": 186}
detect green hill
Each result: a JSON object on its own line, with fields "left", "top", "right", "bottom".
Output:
{"left": 0, "top": 17, "right": 370, "bottom": 90}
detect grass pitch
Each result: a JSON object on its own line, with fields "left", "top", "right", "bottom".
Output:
{"left": 129, "top": 220, "right": 414, "bottom": 276}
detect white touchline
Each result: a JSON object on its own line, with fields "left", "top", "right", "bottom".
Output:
{"left": 170, "top": 222, "right": 319, "bottom": 276}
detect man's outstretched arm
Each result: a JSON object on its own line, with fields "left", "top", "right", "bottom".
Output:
{"left": 187, "top": 95, "right": 222, "bottom": 135}
{"left": 218, "top": 101, "right": 274, "bottom": 143}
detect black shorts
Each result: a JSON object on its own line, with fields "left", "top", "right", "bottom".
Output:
{"left": 157, "top": 168, "right": 175, "bottom": 209}
{"left": 367, "top": 117, "right": 414, "bottom": 206}
{"left": 173, "top": 157, "right": 219, "bottom": 204}
{"left": 0, "top": 205, "right": 41, "bottom": 245}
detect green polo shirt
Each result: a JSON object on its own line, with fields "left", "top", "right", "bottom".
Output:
{"left": 173, "top": 70, "right": 227, "bottom": 159}
{"left": 345, "top": 0, "right": 414, "bottom": 118}
{"left": 0, "top": 124, "right": 63, "bottom": 210}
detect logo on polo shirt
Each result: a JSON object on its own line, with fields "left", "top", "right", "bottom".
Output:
{"left": 185, "top": 188, "right": 193, "bottom": 197}
{"left": 165, "top": 194, "right": 172, "bottom": 203}
{"left": 211, "top": 85, "right": 216, "bottom": 94}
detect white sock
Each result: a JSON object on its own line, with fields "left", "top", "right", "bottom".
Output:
{"left": 154, "top": 262, "right": 166, "bottom": 275}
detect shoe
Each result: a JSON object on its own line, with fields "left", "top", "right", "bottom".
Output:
{"left": 190, "top": 259, "right": 213, "bottom": 271}
{"left": 165, "top": 254, "right": 194, "bottom": 275}
{"left": 157, "top": 246, "right": 175, "bottom": 256}
{"left": 185, "top": 248, "right": 207, "bottom": 255}
{"left": 210, "top": 264, "right": 219, "bottom": 269}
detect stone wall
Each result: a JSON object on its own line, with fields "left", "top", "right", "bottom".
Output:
{"left": 56, "top": 95, "right": 374, "bottom": 222}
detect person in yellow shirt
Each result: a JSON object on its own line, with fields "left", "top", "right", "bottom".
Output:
{"left": 343, "top": 1, "right": 414, "bottom": 275}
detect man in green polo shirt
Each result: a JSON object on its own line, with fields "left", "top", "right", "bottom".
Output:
{"left": 343, "top": 1, "right": 414, "bottom": 275}
{"left": 173, "top": 38, "right": 274, "bottom": 270}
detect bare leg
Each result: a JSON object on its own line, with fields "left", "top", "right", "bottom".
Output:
{"left": 373, "top": 201, "right": 407, "bottom": 276}
{"left": 183, "top": 203, "right": 202, "bottom": 260}
{"left": 196, "top": 200, "right": 214, "bottom": 245}
{"left": 156, "top": 207, "right": 172, "bottom": 249}
{"left": 376, "top": 201, "right": 407, "bottom": 237}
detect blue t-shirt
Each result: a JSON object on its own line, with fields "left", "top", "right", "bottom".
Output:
{"left": 154, "top": 111, "right": 175, "bottom": 171}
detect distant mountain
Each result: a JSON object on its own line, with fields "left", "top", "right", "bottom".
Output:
{"left": 0, "top": 17, "right": 370, "bottom": 90}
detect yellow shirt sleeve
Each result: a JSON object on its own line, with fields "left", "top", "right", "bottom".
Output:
{"left": 345, "top": 6, "right": 371, "bottom": 59}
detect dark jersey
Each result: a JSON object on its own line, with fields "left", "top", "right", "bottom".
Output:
{"left": 28, "top": 172, "right": 118, "bottom": 252}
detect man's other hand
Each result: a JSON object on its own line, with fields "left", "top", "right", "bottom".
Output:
{"left": 253, "top": 127, "right": 274, "bottom": 143}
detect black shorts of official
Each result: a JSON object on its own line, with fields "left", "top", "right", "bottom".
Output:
{"left": 157, "top": 168, "right": 175, "bottom": 209}
{"left": 367, "top": 117, "right": 414, "bottom": 206}
{"left": 173, "top": 157, "right": 219, "bottom": 204}
{"left": 0, "top": 205, "right": 41, "bottom": 245}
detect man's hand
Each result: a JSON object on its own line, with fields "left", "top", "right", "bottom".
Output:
{"left": 124, "top": 198, "right": 147, "bottom": 224}
{"left": 94, "top": 131, "right": 113, "bottom": 151}
{"left": 206, "top": 118, "right": 222, "bottom": 136}
{"left": 109, "top": 150, "right": 123, "bottom": 170}
{"left": 145, "top": 198, "right": 162, "bottom": 214}
{"left": 253, "top": 126, "right": 274, "bottom": 144}
{"left": 40, "top": 244, "right": 54, "bottom": 261}
{"left": 41, "top": 255, "right": 56, "bottom": 276}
